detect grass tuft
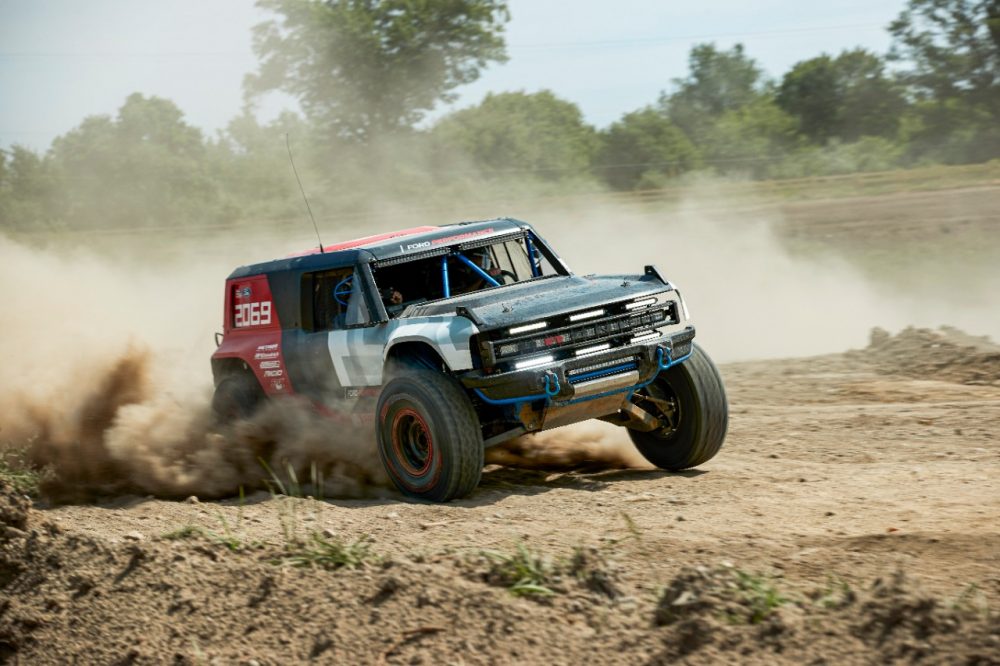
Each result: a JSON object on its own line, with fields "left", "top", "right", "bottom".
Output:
{"left": 281, "top": 532, "right": 374, "bottom": 570}
{"left": 481, "top": 542, "right": 557, "bottom": 597}
{"left": 0, "top": 447, "right": 46, "bottom": 497}
{"left": 729, "top": 570, "right": 789, "bottom": 624}
{"left": 161, "top": 524, "right": 255, "bottom": 552}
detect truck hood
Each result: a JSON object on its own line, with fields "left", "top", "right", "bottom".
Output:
{"left": 403, "top": 274, "right": 672, "bottom": 331}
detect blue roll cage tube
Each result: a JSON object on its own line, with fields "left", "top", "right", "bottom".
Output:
{"left": 524, "top": 233, "right": 541, "bottom": 278}
{"left": 472, "top": 345, "right": 691, "bottom": 410}
{"left": 333, "top": 275, "right": 354, "bottom": 306}
{"left": 440, "top": 237, "right": 533, "bottom": 297}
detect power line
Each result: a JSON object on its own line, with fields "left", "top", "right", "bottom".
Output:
{"left": 509, "top": 23, "right": 886, "bottom": 51}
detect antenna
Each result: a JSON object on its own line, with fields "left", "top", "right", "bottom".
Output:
{"left": 285, "top": 133, "right": 324, "bottom": 253}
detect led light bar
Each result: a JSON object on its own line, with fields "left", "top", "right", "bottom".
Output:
{"left": 574, "top": 343, "right": 611, "bottom": 358}
{"left": 631, "top": 330, "right": 662, "bottom": 344}
{"left": 515, "top": 354, "right": 555, "bottom": 370}
{"left": 625, "top": 297, "right": 657, "bottom": 310}
{"left": 568, "top": 308, "right": 604, "bottom": 322}
{"left": 508, "top": 321, "right": 547, "bottom": 335}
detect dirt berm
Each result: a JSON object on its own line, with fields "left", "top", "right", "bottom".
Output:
{"left": 1, "top": 327, "right": 999, "bottom": 664}
{"left": 1, "top": 479, "right": 997, "bottom": 665}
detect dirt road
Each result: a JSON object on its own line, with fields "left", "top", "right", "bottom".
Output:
{"left": 3, "top": 327, "right": 998, "bottom": 664}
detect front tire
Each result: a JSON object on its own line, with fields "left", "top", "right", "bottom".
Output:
{"left": 627, "top": 343, "right": 728, "bottom": 470}
{"left": 376, "top": 368, "right": 484, "bottom": 501}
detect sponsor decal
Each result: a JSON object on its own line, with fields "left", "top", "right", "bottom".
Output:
{"left": 234, "top": 301, "right": 272, "bottom": 328}
{"left": 235, "top": 286, "right": 252, "bottom": 300}
{"left": 259, "top": 360, "right": 281, "bottom": 370}
{"left": 273, "top": 381, "right": 285, "bottom": 391}
{"left": 400, "top": 241, "right": 432, "bottom": 252}
{"left": 254, "top": 351, "right": 280, "bottom": 360}
{"left": 256, "top": 343, "right": 279, "bottom": 352}
{"left": 346, "top": 388, "right": 360, "bottom": 399}
{"left": 263, "top": 369, "right": 284, "bottom": 378}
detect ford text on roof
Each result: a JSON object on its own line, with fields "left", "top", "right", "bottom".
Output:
{"left": 211, "top": 218, "right": 728, "bottom": 501}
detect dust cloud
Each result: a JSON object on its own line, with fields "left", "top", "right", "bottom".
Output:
{"left": 524, "top": 183, "right": 1000, "bottom": 362}
{"left": 0, "top": 233, "right": 388, "bottom": 502}
{"left": 2, "top": 181, "right": 996, "bottom": 495}
{"left": 486, "top": 421, "right": 649, "bottom": 470}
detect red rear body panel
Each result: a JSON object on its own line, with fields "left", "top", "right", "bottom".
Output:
{"left": 211, "top": 274, "right": 292, "bottom": 396}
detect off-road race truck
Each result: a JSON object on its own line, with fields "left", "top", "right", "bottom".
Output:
{"left": 211, "top": 218, "right": 728, "bottom": 501}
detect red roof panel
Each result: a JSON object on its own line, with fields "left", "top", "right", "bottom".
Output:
{"left": 288, "top": 226, "right": 441, "bottom": 257}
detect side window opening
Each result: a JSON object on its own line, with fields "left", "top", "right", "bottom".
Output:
{"left": 307, "top": 267, "right": 363, "bottom": 331}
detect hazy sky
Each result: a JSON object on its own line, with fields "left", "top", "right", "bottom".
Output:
{"left": 0, "top": 0, "right": 905, "bottom": 151}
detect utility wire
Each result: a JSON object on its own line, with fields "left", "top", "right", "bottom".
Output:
{"left": 511, "top": 23, "right": 885, "bottom": 51}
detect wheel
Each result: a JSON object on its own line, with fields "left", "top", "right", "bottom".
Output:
{"left": 376, "top": 368, "right": 484, "bottom": 501}
{"left": 212, "top": 373, "right": 263, "bottom": 423}
{"left": 627, "top": 343, "right": 728, "bottom": 470}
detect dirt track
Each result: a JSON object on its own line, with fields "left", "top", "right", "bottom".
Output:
{"left": 3, "top": 328, "right": 998, "bottom": 664}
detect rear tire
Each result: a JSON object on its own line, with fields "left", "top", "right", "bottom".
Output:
{"left": 627, "top": 343, "right": 728, "bottom": 470}
{"left": 212, "top": 373, "right": 263, "bottom": 423}
{"left": 376, "top": 368, "right": 484, "bottom": 502}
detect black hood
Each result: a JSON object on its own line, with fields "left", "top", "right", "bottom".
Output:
{"left": 404, "top": 273, "right": 672, "bottom": 331}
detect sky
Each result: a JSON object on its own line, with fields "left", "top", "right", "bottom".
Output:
{"left": 0, "top": 0, "right": 906, "bottom": 151}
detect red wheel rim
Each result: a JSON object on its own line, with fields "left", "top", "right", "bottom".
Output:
{"left": 391, "top": 408, "right": 434, "bottom": 476}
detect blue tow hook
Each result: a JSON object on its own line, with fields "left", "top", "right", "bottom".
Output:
{"left": 656, "top": 344, "right": 679, "bottom": 371}
{"left": 543, "top": 371, "right": 561, "bottom": 398}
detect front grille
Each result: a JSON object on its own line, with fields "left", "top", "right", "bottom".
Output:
{"left": 480, "top": 296, "right": 678, "bottom": 372}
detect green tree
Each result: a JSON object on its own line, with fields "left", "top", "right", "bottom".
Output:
{"left": 0, "top": 145, "right": 56, "bottom": 231}
{"left": 778, "top": 49, "right": 906, "bottom": 143}
{"left": 246, "top": 0, "right": 509, "bottom": 143}
{"left": 46, "top": 93, "right": 222, "bottom": 229}
{"left": 889, "top": 0, "right": 1000, "bottom": 160}
{"left": 432, "top": 90, "right": 598, "bottom": 181}
{"left": 660, "top": 43, "right": 769, "bottom": 142}
{"left": 597, "top": 108, "right": 699, "bottom": 190}
{"left": 699, "top": 98, "right": 799, "bottom": 177}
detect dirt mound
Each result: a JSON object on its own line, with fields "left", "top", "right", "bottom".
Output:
{"left": 651, "top": 565, "right": 999, "bottom": 664}
{"left": 2, "top": 482, "right": 996, "bottom": 666}
{"left": 862, "top": 325, "right": 1000, "bottom": 385}
{"left": 0, "top": 482, "right": 29, "bottom": 533}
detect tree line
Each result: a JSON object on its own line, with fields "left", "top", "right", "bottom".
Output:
{"left": 1, "top": 0, "right": 997, "bottom": 232}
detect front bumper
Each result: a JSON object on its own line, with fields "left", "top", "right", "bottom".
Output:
{"left": 460, "top": 325, "right": 695, "bottom": 405}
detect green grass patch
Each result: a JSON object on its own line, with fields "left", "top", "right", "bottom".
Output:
{"left": 729, "top": 570, "right": 789, "bottom": 624}
{"left": 481, "top": 542, "right": 557, "bottom": 598}
{"left": 280, "top": 532, "right": 375, "bottom": 570}
{"left": 0, "top": 448, "right": 45, "bottom": 498}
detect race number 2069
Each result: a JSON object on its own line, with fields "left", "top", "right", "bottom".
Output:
{"left": 234, "top": 301, "right": 272, "bottom": 328}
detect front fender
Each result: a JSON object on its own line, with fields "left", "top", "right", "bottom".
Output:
{"left": 383, "top": 315, "right": 480, "bottom": 372}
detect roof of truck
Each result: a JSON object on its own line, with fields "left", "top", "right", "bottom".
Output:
{"left": 228, "top": 218, "right": 529, "bottom": 279}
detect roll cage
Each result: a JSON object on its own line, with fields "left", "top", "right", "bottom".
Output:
{"left": 336, "top": 229, "right": 568, "bottom": 321}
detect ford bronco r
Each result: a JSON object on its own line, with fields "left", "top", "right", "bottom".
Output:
{"left": 211, "top": 218, "right": 728, "bottom": 501}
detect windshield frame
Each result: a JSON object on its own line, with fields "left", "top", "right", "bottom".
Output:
{"left": 369, "top": 230, "right": 569, "bottom": 318}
